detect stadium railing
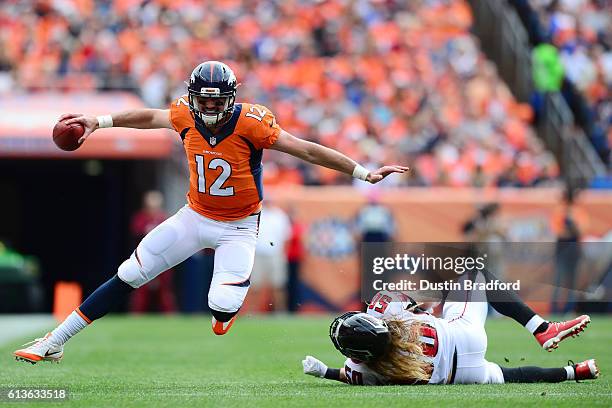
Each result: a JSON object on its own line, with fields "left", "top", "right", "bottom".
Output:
{"left": 541, "top": 93, "right": 607, "bottom": 188}
{"left": 468, "top": 0, "right": 606, "bottom": 189}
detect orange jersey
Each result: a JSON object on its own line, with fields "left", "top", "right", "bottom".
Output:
{"left": 169, "top": 96, "right": 281, "bottom": 221}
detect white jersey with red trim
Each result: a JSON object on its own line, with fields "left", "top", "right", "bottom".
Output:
{"left": 343, "top": 291, "right": 456, "bottom": 385}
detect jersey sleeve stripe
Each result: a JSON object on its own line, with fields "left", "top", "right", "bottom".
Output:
{"left": 239, "top": 136, "right": 264, "bottom": 201}
{"left": 180, "top": 127, "right": 190, "bottom": 141}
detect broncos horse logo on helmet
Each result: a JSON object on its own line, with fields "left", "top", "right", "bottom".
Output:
{"left": 329, "top": 312, "right": 391, "bottom": 362}
{"left": 187, "top": 61, "right": 238, "bottom": 128}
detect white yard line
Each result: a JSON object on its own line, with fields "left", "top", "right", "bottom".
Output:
{"left": 0, "top": 314, "right": 56, "bottom": 346}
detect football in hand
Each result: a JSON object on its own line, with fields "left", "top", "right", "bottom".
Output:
{"left": 53, "top": 121, "right": 85, "bottom": 151}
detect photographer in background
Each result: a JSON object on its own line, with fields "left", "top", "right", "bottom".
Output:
{"left": 550, "top": 188, "right": 584, "bottom": 315}
{"left": 462, "top": 203, "right": 507, "bottom": 280}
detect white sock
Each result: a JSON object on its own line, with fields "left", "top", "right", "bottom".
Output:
{"left": 565, "top": 365, "right": 575, "bottom": 381}
{"left": 48, "top": 310, "right": 89, "bottom": 346}
{"left": 525, "top": 315, "right": 546, "bottom": 334}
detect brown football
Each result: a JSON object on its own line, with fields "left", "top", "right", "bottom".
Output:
{"left": 53, "top": 121, "right": 85, "bottom": 151}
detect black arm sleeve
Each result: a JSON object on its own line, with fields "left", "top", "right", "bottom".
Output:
{"left": 324, "top": 368, "right": 343, "bottom": 382}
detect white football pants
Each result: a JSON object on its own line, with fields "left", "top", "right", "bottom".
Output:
{"left": 117, "top": 205, "right": 259, "bottom": 313}
{"left": 443, "top": 277, "right": 505, "bottom": 384}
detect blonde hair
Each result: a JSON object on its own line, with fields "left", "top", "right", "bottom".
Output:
{"left": 366, "top": 320, "right": 432, "bottom": 385}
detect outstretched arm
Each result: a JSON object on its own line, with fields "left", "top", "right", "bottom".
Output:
{"left": 302, "top": 356, "right": 347, "bottom": 383}
{"left": 270, "top": 130, "right": 408, "bottom": 184}
{"left": 60, "top": 109, "right": 174, "bottom": 144}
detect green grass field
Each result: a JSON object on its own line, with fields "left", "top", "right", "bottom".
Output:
{"left": 0, "top": 315, "right": 611, "bottom": 407}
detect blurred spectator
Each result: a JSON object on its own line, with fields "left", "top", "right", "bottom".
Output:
{"left": 0, "top": 0, "right": 561, "bottom": 186}
{"left": 250, "top": 202, "right": 291, "bottom": 312}
{"left": 355, "top": 193, "right": 396, "bottom": 313}
{"left": 462, "top": 202, "right": 507, "bottom": 317}
{"left": 532, "top": 42, "right": 564, "bottom": 121}
{"left": 178, "top": 248, "right": 214, "bottom": 313}
{"left": 129, "top": 190, "right": 177, "bottom": 314}
{"left": 462, "top": 203, "right": 507, "bottom": 279}
{"left": 286, "top": 208, "right": 305, "bottom": 313}
{"left": 354, "top": 193, "right": 396, "bottom": 244}
{"left": 526, "top": 0, "right": 612, "bottom": 165}
{"left": 550, "top": 188, "right": 583, "bottom": 314}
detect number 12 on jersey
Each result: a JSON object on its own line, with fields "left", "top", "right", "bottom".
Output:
{"left": 194, "top": 155, "right": 235, "bottom": 197}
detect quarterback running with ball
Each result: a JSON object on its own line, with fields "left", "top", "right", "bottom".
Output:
{"left": 14, "top": 61, "right": 408, "bottom": 364}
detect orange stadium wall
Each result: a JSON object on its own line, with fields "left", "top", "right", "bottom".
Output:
{"left": 266, "top": 187, "right": 612, "bottom": 313}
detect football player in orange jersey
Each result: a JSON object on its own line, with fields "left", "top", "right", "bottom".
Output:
{"left": 14, "top": 61, "right": 408, "bottom": 364}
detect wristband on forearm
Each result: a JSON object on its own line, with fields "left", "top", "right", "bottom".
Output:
{"left": 324, "top": 368, "right": 342, "bottom": 381}
{"left": 97, "top": 115, "right": 113, "bottom": 128}
{"left": 352, "top": 164, "right": 369, "bottom": 181}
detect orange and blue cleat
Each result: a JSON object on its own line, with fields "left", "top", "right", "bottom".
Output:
{"left": 14, "top": 333, "right": 64, "bottom": 364}
{"left": 212, "top": 315, "right": 237, "bottom": 335}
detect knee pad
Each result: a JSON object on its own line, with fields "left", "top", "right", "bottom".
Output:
{"left": 118, "top": 231, "right": 174, "bottom": 288}
{"left": 208, "top": 284, "right": 247, "bottom": 314}
{"left": 117, "top": 253, "right": 148, "bottom": 288}
{"left": 118, "top": 216, "right": 187, "bottom": 289}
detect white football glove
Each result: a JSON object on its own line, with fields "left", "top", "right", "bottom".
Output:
{"left": 302, "top": 355, "right": 328, "bottom": 378}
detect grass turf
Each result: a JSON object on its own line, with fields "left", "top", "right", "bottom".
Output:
{"left": 0, "top": 315, "right": 610, "bottom": 407}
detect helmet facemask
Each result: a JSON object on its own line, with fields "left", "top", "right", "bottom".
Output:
{"left": 188, "top": 90, "right": 236, "bottom": 128}
{"left": 186, "top": 61, "right": 239, "bottom": 128}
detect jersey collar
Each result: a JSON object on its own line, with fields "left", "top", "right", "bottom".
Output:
{"left": 194, "top": 104, "right": 242, "bottom": 148}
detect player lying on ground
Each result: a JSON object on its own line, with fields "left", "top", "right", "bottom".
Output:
{"left": 14, "top": 61, "right": 408, "bottom": 364}
{"left": 302, "top": 287, "right": 597, "bottom": 385}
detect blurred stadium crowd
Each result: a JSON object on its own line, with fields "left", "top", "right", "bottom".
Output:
{"left": 6, "top": 0, "right": 612, "bottom": 187}
{"left": 532, "top": 0, "right": 611, "bottom": 98}
{"left": 516, "top": 0, "right": 611, "bottom": 166}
